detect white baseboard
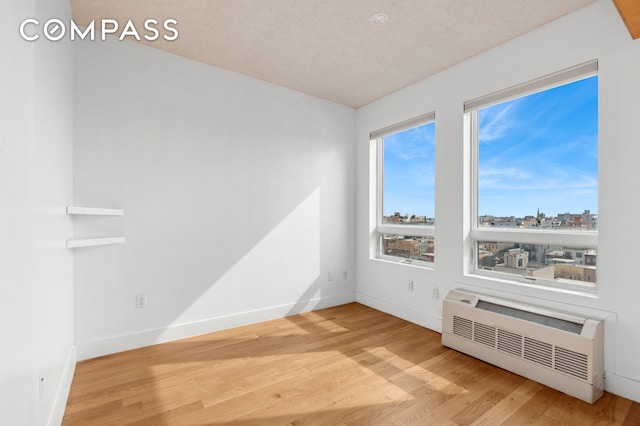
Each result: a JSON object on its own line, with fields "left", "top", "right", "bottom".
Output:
{"left": 48, "top": 345, "right": 76, "bottom": 426}
{"left": 77, "top": 292, "right": 356, "bottom": 361}
{"left": 355, "top": 291, "right": 442, "bottom": 332}
{"left": 604, "top": 371, "right": 640, "bottom": 403}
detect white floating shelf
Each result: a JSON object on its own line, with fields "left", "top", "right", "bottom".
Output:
{"left": 66, "top": 236, "right": 126, "bottom": 249}
{"left": 66, "top": 206, "right": 124, "bottom": 216}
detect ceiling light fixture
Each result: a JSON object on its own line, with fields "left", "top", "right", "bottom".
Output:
{"left": 370, "top": 13, "right": 389, "bottom": 25}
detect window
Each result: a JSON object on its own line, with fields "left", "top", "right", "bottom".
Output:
{"left": 466, "top": 61, "right": 598, "bottom": 291}
{"left": 372, "top": 113, "right": 435, "bottom": 265}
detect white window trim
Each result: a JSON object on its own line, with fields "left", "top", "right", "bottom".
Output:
{"left": 466, "top": 61, "right": 598, "bottom": 293}
{"left": 371, "top": 112, "right": 436, "bottom": 267}
{"left": 464, "top": 60, "right": 598, "bottom": 112}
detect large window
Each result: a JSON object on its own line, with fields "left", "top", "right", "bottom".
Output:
{"left": 466, "top": 61, "right": 598, "bottom": 290}
{"left": 372, "top": 113, "right": 435, "bottom": 265}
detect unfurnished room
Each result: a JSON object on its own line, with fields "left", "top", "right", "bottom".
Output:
{"left": 2, "top": 0, "right": 640, "bottom": 424}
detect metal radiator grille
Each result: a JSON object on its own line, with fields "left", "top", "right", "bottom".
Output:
{"left": 451, "top": 314, "right": 590, "bottom": 382}
{"left": 473, "top": 322, "right": 496, "bottom": 347}
{"left": 453, "top": 316, "right": 472, "bottom": 340}
{"left": 524, "top": 337, "right": 553, "bottom": 368}
{"left": 498, "top": 328, "right": 523, "bottom": 357}
{"left": 555, "top": 346, "right": 589, "bottom": 380}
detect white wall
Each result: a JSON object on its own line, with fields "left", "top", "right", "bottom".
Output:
{"left": 356, "top": 0, "right": 640, "bottom": 402}
{"left": 73, "top": 38, "right": 356, "bottom": 359}
{"left": 4, "top": 1, "right": 636, "bottom": 421}
{"left": 1, "top": 1, "right": 75, "bottom": 425}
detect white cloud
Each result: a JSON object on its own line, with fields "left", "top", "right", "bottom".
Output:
{"left": 384, "top": 125, "right": 435, "bottom": 161}
{"left": 479, "top": 103, "right": 516, "bottom": 142}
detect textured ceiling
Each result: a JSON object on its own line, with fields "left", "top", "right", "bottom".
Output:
{"left": 70, "top": 0, "right": 598, "bottom": 108}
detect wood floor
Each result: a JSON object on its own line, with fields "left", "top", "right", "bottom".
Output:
{"left": 63, "top": 303, "right": 640, "bottom": 425}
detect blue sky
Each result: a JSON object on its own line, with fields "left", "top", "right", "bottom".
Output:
{"left": 382, "top": 76, "right": 598, "bottom": 220}
{"left": 383, "top": 122, "right": 435, "bottom": 218}
{"left": 478, "top": 76, "right": 598, "bottom": 218}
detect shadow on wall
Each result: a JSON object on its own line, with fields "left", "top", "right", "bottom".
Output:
{"left": 73, "top": 183, "right": 348, "bottom": 357}
{"left": 71, "top": 35, "right": 353, "bottom": 363}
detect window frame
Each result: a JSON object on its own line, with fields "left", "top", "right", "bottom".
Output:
{"left": 465, "top": 61, "right": 599, "bottom": 293}
{"left": 371, "top": 112, "right": 436, "bottom": 267}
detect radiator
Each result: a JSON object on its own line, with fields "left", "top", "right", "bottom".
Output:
{"left": 442, "top": 289, "right": 604, "bottom": 403}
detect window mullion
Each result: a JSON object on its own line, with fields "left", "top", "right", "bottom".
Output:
{"left": 472, "top": 228, "right": 597, "bottom": 248}
{"left": 377, "top": 224, "right": 435, "bottom": 238}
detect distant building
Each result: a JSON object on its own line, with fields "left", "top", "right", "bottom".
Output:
{"left": 382, "top": 235, "right": 434, "bottom": 260}
{"left": 478, "top": 241, "right": 516, "bottom": 255}
{"left": 383, "top": 212, "right": 434, "bottom": 225}
{"left": 583, "top": 266, "right": 596, "bottom": 283}
{"left": 492, "top": 217, "right": 521, "bottom": 228}
{"left": 557, "top": 210, "right": 597, "bottom": 230}
{"left": 545, "top": 248, "right": 596, "bottom": 266}
{"left": 504, "top": 248, "right": 528, "bottom": 269}
{"left": 554, "top": 264, "right": 596, "bottom": 283}
{"left": 480, "top": 209, "right": 596, "bottom": 230}
{"left": 494, "top": 264, "right": 555, "bottom": 280}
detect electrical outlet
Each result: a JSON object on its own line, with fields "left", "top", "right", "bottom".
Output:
{"left": 408, "top": 280, "right": 414, "bottom": 292}
{"left": 343, "top": 270, "right": 348, "bottom": 280}
{"left": 328, "top": 272, "right": 333, "bottom": 281}
{"left": 136, "top": 293, "right": 147, "bottom": 309}
{"left": 432, "top": 285, "right": 439, "bottom": 299}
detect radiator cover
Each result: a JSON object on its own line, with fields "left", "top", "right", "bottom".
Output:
{"left": 442, "top": 289, "right": 604, "bottom": 403}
